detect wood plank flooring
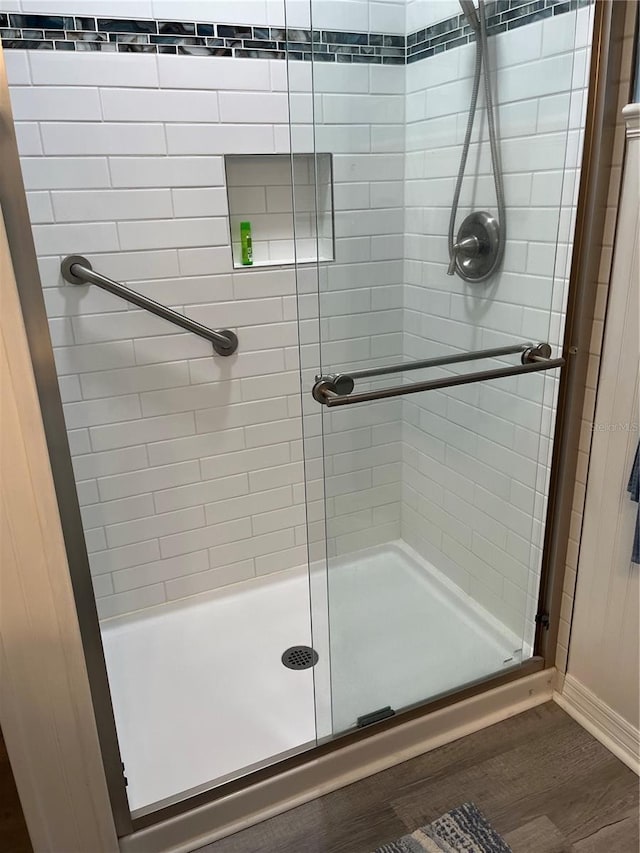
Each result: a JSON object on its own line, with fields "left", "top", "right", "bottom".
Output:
{"left": 197, "top": 702, "right": 639, "bottom": 853}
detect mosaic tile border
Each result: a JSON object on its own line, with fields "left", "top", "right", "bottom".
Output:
{"left": 0, "top": 13, "right": 405, "bottom": 63}
{"left": 407, "top": 0, "right": 592, "bottom": 63}
{"left": 0, "top": 0, "right": 591, "bottom": 63}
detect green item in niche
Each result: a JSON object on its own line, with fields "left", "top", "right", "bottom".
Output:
{"left": 240, "top": 221, "right": 253, "bottom": 266}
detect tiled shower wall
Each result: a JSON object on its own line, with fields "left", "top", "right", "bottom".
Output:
{"left": 400, "top": 4, "right": 593, "bottom": 636}
{"left": 4, "top": 0, "right": 591, "bottom": 627}
{"left": 3, "top": 5, "right": 406, "bottom": 619}
{"left": 301, "top": 56, "right": 406, "bottom": 564}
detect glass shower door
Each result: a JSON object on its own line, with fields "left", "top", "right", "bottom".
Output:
{"left": 8, "top": 13, "right": 326, "bottom": 813}
{"left": 296, "top": 0, "right": 592, "bottom": 735}
{"left": 312, "top": 346, "right": 561, "bottom": 734}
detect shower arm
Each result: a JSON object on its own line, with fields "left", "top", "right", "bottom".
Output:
{"left": 60, "top": 255, "right": 238, "bottom": 356}
{"left": 312, "top": 343, "right": 563, "bottom": 406}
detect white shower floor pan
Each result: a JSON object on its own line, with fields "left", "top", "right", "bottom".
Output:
{"left": 101, "top": 541, "right": 523, "bottom": 813}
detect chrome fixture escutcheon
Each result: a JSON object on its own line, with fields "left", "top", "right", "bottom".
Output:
{"left": 521, "top": 342, "right": 552, "bottom": 364}
{"left": 312, "top": 373, "right": 355, "bottom": 403}
{"left": 448, "top": 211, "right": 500, "bottom": 281}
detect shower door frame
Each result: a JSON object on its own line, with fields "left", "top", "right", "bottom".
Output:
{"left": 1, "top": 0, "right": 633, "bottom": 839}
{"left": 0, "top": 47, "right": 132, "bottom": 839}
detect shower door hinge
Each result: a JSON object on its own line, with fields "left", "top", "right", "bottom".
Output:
{"left": 535, "top": 610, "right": 550, "bottom": 630}
{"left": 122, "top": 762, "right": 128, "bottom": 787}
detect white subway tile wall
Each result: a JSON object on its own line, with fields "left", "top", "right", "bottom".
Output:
{"left": 4, "top": 2, "right": 591, "bottom": 633}
{"left": 299, "top": 52, "right": 407, "bottom": 572}
{"left": 399, "top": 4, "right": 593, "bottom": 637}
{"left": 6, "top": 27, "right": 406, "bottom": 619}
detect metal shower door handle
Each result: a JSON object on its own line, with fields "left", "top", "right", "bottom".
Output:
{"left": 312, "top": 343, "right": 564, "bottom": 407}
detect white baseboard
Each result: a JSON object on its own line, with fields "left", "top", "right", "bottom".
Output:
{"left": 120, "top": 668, "right": 554, "bottom": 853}
{"left": 554, "top": 674, "right": 640, "bottom": 775}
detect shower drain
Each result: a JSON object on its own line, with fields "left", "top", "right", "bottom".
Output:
{"left": 281, "top": 645, "right": 318, "bottom": 670}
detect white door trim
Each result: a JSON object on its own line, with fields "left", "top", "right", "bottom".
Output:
{"left": 0, "top": 197, "right": 119, "bottom": 853}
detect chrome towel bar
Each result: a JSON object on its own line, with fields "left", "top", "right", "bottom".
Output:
{"left": 312, "top": 343, "right": 564, "bottom": 406}
{"left": 316, "top": 342, "right": 532, "bottom": 396}
{"left": 61, "top": 255, "right": 238, "bottom": 356}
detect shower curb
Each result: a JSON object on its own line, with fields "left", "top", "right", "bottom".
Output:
{"left": 119, "top": 668, "right": 555, "bottom": 853}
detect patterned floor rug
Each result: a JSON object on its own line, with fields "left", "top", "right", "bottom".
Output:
{"left": 373, "top": 802, "right": 512, "bottom": 853}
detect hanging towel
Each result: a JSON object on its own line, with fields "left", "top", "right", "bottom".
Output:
{"left": 628, "top": 440, "right": 639, "bottom": 564}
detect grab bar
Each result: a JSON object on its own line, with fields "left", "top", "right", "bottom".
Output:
{"left": 312, "top": 343, "right": 564, "bottom": 406}
{"left": 61, "top": 255, "right": 238, "bottom": 356}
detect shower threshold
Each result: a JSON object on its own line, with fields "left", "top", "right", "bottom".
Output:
{"left": 100, "top": 541, "right": 526, "bottom": 814}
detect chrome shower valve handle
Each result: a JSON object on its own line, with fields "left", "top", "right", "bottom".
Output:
{"left": 447, "top": 211, "right": 500, "bottom": 280}
{"left": 447, "top": 235, "right": 481, "bottom": 275}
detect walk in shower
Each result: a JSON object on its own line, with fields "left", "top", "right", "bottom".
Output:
{"left": 2, "top": 0, "right": 595, "bottom": 832}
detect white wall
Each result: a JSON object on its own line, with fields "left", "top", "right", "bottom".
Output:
{"left": 301, "top": 58, "right": 407, "bottom": 562}
{"left": 555, "top": 0, "right": 638, "bottom": 677}
{"left": 7, "top": 50, "right": 303, "bottom": 620}
{"left": 1, "top": 0, "right": 406, "bottom": 30}
{"left": 557, "top": 103, "right": 639, "bottom": 773}
{"left": 5, "top": 35, "right": 406, "bottom": 618}
{"left": 399, "top": 4, "right": 593, "bottom": 637}
{"left": 4, "top": 0, "right": 592, "bottom": 630}
{"left": 406, "top": 0, "right": 459, "bottom": 33}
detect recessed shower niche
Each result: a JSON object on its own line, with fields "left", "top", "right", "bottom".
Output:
{"left": 225, "top": 153, "right": 334, "bottom": 269}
